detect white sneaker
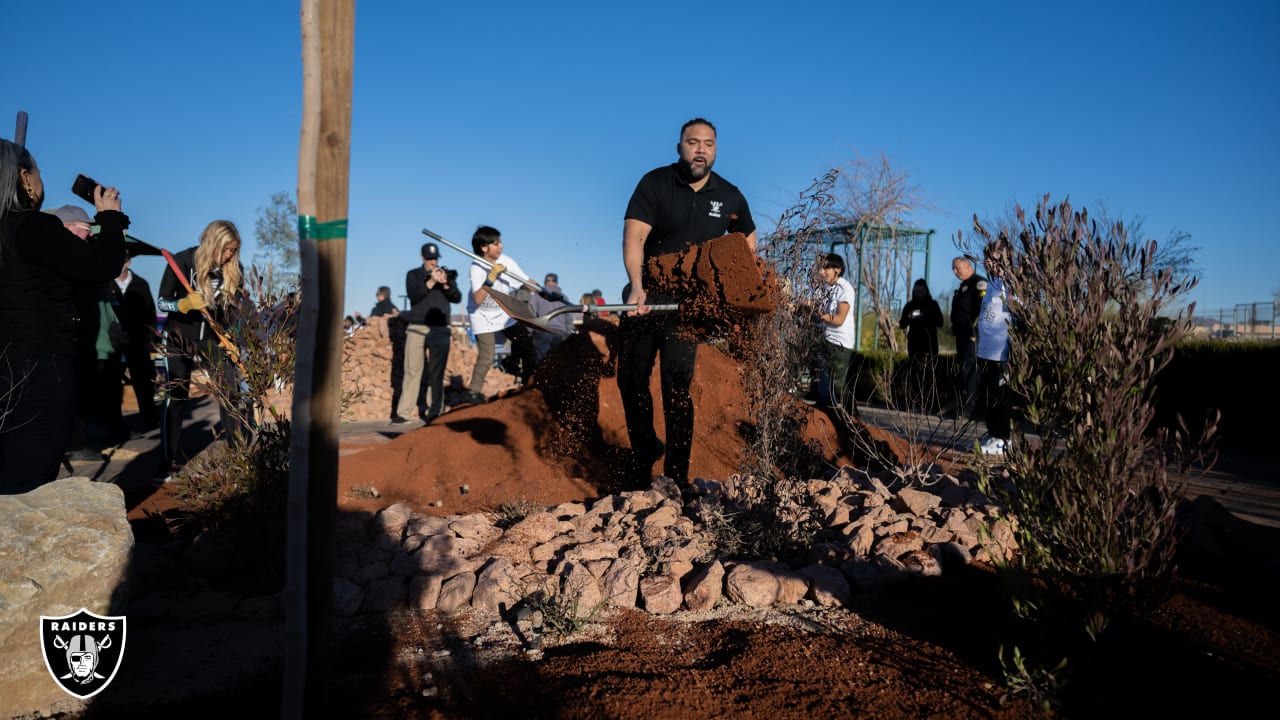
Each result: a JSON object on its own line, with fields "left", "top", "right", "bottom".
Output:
{"left": 979, "top": 435, "right": 1007, "bottom": 455}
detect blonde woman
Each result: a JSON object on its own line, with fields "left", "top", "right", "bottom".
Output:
{"left": 155, "top": 219, "right": 247, "bottom": 479}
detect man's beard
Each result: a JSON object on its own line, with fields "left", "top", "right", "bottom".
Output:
{"left": 678, "top": 156, "right": 713, "bottom": 182}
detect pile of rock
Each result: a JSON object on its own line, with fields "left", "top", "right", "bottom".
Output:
{"left": 267, "top": 315, "right": 521, "bottom": 420}
{"left": 326, "top": 468, "right": 1016, "bottom": 618}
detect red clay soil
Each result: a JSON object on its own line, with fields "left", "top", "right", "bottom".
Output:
{"left": 645, "top": 231, "right": 781, "bottom": 336}
{"left": 335, "top": 327, "right": 896, "bottom": 516}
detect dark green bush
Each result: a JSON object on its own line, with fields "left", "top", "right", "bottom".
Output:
{"left": 1153, "top": 340, "right": 1279, "bottom": 450}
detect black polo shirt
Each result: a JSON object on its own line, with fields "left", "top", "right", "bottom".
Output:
{"left": 625, "top": 163, "right": 755, "bottom": 258}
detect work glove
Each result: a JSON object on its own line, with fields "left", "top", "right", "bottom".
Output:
{"left": 177, "top": 292, "right": 207, "bottom": 314}
{"left": 538, "top": 288, "right": 566, "bottom": 303}
{"left": 484, "top": 263, "right": 506, "bottom": 287}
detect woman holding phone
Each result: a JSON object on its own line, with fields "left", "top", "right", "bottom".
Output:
{"left": 0, "top": 139, "right": 127, "bottom": 493}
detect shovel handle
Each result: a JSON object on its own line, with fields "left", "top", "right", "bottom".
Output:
{"left": 160, "top": 249, "right": 245, "bottom": 372}
{"left": 590, "top": 303, "right": 678, "bottom": 314}
{"left": 421, "top": 228, "right": 537, "bottom": 290}
{"left": 14, "top": 111, "right": 27, "bottom": 147}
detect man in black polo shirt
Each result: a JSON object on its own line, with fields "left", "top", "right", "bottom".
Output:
{"left": 620, "top": 117, "right": 756, "bottom": 485}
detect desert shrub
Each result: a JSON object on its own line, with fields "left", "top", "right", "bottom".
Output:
{"left": 962, "top": 196, "right": 1211, "bottom": 638}
{"left": 171, "top": 421, "right": 291, "bottom": 585}
{"left": 521, "top": 581, "right": 603, "bottom": 639}
{"left": 494, "top": 500, "right": 543, "bottom": 529}
{"left": 167, "top": 269, "right": 300, "bottom": 587}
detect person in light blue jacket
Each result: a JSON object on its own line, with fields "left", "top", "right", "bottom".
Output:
{"left": 975, "top": 239, "right": 1015, "bottom": 455}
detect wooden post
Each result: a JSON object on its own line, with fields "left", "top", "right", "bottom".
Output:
{"left": 283, "top": 1, "right": 353, "bottom": 717}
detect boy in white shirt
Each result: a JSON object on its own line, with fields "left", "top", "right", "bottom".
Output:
{"left": 816, "top": 253, "right": 856, "bottom": 408}
{"left": 465, "top": 225, "right": 538, "bottom": 402}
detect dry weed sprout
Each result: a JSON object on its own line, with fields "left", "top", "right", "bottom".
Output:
{"left": 494, "top": 499, "right": 543, "bottom": 529}
{"left": 727, "top": 172, "right": 840, "bottom": 560}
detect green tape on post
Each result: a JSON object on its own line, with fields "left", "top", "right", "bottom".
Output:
{"left": 298, "top": 215, "right": 349, "bottom": 241}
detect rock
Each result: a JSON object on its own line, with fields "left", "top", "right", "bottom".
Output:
{"left": 472, "top": 558, "right": 523, "bottom": 616}
{"left": 449, "top": 513, "right": 502, "bottom": 544}
{"left": 504, "top": 512, "right": 562, "bottom": 546}
{"left": 558, "top": 561, "right": 604, "bottom": 611}
{"left": 874, "top": 530, "right": 925, "bottom": 562}
{"left": 798, "top": 564, "right": 852, "bottom": 607}
{"left": 638, "top": 574, "right": 683, "bottom": 614}
{"left": 409, "top": 574, "right": 444, "bottom": 610}
{"left": 724, "top": 562, "right": 781, "bottom": 608}
{"left": 361, "top": 577, "right": 406, "bottom": 612}
{"left": 893, "top": 488, "right": 942, "bottom": 516}
{"left": 334, "top": 578, "right": 364, "bottom": 616}
{"left": 436, "top": 572, "right": 477, "bottom": 612}
{"left": 371, "top": 502, "right": 414, "bottom": 539}
{"left": 601, "top": 558, "right": 640, "bottom": 608}
{"left": 0, "top": 479, "right": 132, "bottom": 720}
{"left": 682, "top": 560, "right": 725, "bottom": 611}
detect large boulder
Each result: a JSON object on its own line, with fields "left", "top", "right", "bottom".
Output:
{"left": 0, "top": 479, "right": 133, "bottom": 718}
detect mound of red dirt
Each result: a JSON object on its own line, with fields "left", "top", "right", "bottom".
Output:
{"left": 645, "top": 232, "right": 781, "bottom": 335}
{"left": 337, "top": 321, "right": 906, "bottom": 515}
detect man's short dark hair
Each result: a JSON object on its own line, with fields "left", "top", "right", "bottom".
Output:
{"left": 544, "top": 273, "right": 558, "bottom": 284}
{"left": 472, "top": 225, "right": 501, "bottom": 254}
{"left": 821, "top": 253, "right": 845, "bottom": 275}
{"left": 680, "top": 118, "right": 716, "bottom": 138}
{"left": 377, "top": 285, "right": 391, "bottom": 296}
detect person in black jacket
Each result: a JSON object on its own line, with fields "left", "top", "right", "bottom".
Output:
{"left": 899, "top": 277, "right": 944, "bottom": 410}
{"left": 392, "top": 241, "right": 461, "bottom": 425}
{"left": 155, "top": 219, "right": 248, "bottom": 480}
{"left": 110, "top": 254, "right": 159, "bottom": 431}
{"left": 949, "top": 256, "right": 986, "bottom": 417}
{"left": 0, "top": 139, "right": 127, "bottom": 493}
{"left": 369, "top": 285, "right": 398, "bottom": 317}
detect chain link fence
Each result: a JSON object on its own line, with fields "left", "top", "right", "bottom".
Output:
{"left": 1191, "top": 301, "right": 1278, "bottom": 341}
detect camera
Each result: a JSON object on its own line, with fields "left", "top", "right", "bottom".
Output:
{"left": 433, "top": 266, "right": 458, "bottom": 284}
{"left": 71, "top": 174, "right": 100, "bottom": 205}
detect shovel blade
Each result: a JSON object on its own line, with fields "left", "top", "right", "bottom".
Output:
{"left": 483, "top": 287, "right": 553, "bottom": 332}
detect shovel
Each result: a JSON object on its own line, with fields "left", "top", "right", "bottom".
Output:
{"left": 421, "top": 228, "right": 678, "bottom": 331}
{"left": 485, "top": 286, "right": 677, "bottom": 333}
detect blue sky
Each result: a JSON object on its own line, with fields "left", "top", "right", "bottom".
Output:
{"left": 8, "top": 1, "right": 1278, "bottom": 319}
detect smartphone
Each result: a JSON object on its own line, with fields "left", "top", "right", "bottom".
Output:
{"left": 71, "top": 174, "right": 99, "bottom": 205}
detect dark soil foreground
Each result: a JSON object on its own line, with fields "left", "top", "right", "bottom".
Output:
{"left": 74, "top": 344, "right": 1280, "bottom": 720}
{"left": 69, "top": 532, "right": 1280, "bottom": 719}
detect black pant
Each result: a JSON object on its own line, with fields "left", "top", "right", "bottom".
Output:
{"left": 0, "top": 354, "right": 77, "bottom": 494}
{"left": 74, "top": 352, "right": 126, "bottom": 449}
{"left": 160, "top": 337, "right": 249, "bottom": 465}
{"left": 977, "top": 358, "right": 1012, "bottom": 440}
{"left": 954, "top": 335, "right": 978, "bottom": 414}
{"left": 502, "top": 324, "right": 537, "bottom": 385}
{"left": 115, "top": 343, "right": 158, "bottom": 428}
{"left": 617, "top": 314, "right": 697, "bottom": 483}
